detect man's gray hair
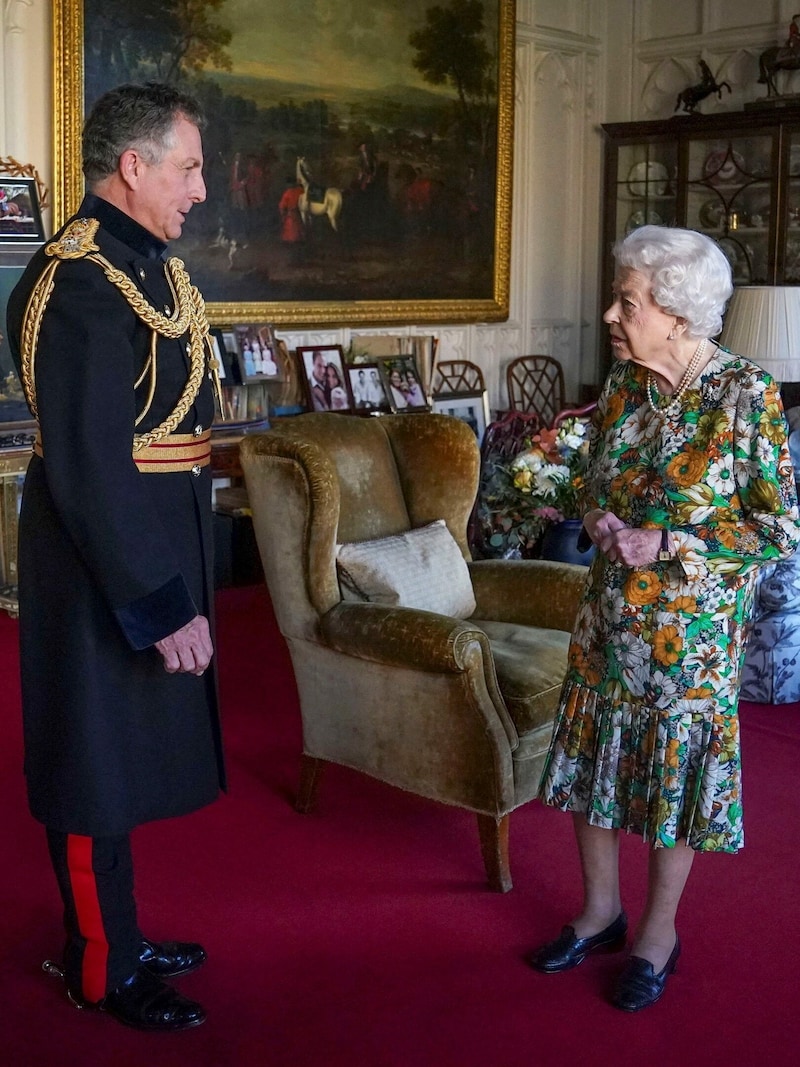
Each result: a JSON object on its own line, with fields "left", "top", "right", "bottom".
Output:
{"left": 82, "top": 82, "right": 206, "bottom": 186}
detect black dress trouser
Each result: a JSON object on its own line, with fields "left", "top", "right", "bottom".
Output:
{"left": 46, "top": 829, "right": 142, "bottom": 1002}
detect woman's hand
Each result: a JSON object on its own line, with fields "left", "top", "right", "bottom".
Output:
{"left": 583, "top": 509, "right": 663, "bottom": 567}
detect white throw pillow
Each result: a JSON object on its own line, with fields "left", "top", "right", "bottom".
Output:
{"left": 336, "top": 520, "right": 476, "bottom": 618}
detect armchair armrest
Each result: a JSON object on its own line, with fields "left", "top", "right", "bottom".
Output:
{"left": 468, "top": 558, "right": 588, "bottom": 632}
{"left": 320, "top": 601, "right": 494, "bottom": 674}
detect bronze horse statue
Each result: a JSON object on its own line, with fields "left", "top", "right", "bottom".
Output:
{"left": 675, "top": 59, "right": 731, "bottom": 113}
{"left": 759, "top": 43, "right": 800, "bottom": 97}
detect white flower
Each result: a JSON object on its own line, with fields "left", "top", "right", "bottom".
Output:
{"left": 615, "top": 630, "right": 651, "bottom": 696}
{"left": 620, "top": 407, "right": 658, "bottom": 445}
{"left": 706, "top": 453, "right": 735, "bottom": 496}
{"left": 511, "top": 449, "right": 544, "bottom": 473}
{"left": 683, "top": 641, "right": 727, "bottom": 686}
{"left": 648, "top": 669, "right": 681, "bottom": 708}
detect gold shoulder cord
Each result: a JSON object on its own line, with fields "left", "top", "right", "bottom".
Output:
{"left": 19, "top": 217, "right": 224, "bottom": 452}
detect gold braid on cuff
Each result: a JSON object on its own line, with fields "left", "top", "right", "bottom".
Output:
{"left": 19, "top": 217, "right": 223, "bottom": 451}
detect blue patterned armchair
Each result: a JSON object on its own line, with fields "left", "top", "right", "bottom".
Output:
{"left": 741, "top": 414, "right": 800, "bottom": 704}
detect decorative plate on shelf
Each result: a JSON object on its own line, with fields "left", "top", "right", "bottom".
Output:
{"left": 626, "top": 209, "right": 663, "bottom": 231}
{"left": 626, "top": 161, "right": 669, "bottom": 197}
{"left": 702, "top": 148, "right": 745, "bottom": 185}
{"left": 698, "top": 199, "right": 725, "bottom": 229}
{"left": 717, "top": 237, "right": 752, "bottom": 282}
{"left": 785, "top": 238, "right": 800, "bottom": 276}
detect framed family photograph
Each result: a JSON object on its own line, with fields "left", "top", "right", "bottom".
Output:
{"left": 432, "top": 391, "right": 489, "bottom": 445}
{"left": 0, "top": 180, "right": 45, "bottom": 242}
{"left": 347, "top": 364, "right": 391, "bottom": 414}
{"left": 52, "top": 0, "right": 514, "bottom": 325}
{"left": 1, "top": 243, "right": 42, "bottom": 441}
{"left": 232, "top": 324, "right": 284, "bottom": 384}
{"left": 298, "top": 345, "right": 353, "bottom": 413}
{"left": 378, "top": 356, "right": 429, "bottom": 413}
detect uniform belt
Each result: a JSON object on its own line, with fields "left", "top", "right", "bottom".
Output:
{"left": 33, "top": 429, "right": 213, "bottom": 474}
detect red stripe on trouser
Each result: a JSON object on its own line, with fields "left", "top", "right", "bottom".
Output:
{"left": 66, "top": 834, "right": 110, "bottom": 1003}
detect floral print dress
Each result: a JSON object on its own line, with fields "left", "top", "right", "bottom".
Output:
{"left": 538, "top": 346, "right": 800, "bottom": 852}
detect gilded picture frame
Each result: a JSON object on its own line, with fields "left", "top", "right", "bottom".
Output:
{"left": 52, "top": 1, "right": 514, "bottom": 327}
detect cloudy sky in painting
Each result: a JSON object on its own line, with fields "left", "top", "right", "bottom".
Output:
{"left": 216, "top": 0, "right": 494, "bottom": 91}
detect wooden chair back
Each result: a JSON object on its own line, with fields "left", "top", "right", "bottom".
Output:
{"left": 432, "top": 360, "right": 486, "bottom": 396}
{"left": 505, "top": 355, "right": 565, "bottom": 427}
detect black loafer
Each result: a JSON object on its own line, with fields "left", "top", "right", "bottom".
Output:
{"left": 611, "top": 937, "right": 680, "bottom": 1012}
{"left": 140, "top": 938, "right": 207, "bottom": 978}
{"left": 528, "top": 911, "right": 628, "bottom": 973}
{"left": 93, "top": 967, "right": 206, "bottom": 1031}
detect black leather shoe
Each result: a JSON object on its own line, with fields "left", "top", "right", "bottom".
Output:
{"left": 96, "top": 967, "right": 206, "bottom": 1031}
{"left": 528, "top": 912, "right": 628, "bottom": 973}
{"left": 140, "top": 938, "right": 207, "bottom": 978}
{"left": 611, "top": 937, "right": 680, "bottom": 1012}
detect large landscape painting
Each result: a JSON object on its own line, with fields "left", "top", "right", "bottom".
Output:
{"left": 54, "top": 0, "right": 514, "bottom": 324}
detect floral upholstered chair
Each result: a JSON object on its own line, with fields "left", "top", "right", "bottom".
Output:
{"left": 741, "top": 411, "right": 800, "bottom": 704}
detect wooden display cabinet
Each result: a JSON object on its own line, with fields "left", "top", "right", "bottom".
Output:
{"left": 600, "top": 103, "right": 800, "bottom": 372}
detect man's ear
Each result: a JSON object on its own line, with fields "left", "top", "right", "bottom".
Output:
{"left": 118, "top": 148, "right": 144, "bottom": 190}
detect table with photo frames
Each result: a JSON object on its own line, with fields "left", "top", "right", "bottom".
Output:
{"left": 0, "top": 436, "right": 32, "bottom": 617}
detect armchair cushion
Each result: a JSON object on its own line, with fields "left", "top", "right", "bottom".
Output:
{"left": 336, "top": 520, "right": 476, "bottom": 618}
{"left": 471, "top": 619, "right": 570, "bottom": 735}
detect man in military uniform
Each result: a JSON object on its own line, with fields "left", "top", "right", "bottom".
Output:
{"left": 6, "top": 83, "right": 226, "bottom": 1032}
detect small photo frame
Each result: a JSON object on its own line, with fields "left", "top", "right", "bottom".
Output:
{"left": 432, "top": 391, "right": 489, "bottom": 445}
{"left": 377, "top": 356, "right": 429, "bottom": 413}
{"left": 233, "top": 323, "right": 284, "bottom": 384}
{"left": 0, "top": 179, "right": 45, "bottom": 241}
{"left": 347, "top": 362, "right": 391, "bottom": 413}
{"left": 297, "top": 345, "right": 353, "bottom": 413}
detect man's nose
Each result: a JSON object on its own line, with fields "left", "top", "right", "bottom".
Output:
{"left": 192, "top": 173, "right": 207, "bottom": 204}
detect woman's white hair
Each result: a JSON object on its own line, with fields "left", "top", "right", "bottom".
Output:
{"left": 613, "top": 225, "right": 733, "bottom": 338}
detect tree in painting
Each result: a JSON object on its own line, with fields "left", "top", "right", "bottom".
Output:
{"left": 410, "top": 0, "right": 496, "bottom": 156}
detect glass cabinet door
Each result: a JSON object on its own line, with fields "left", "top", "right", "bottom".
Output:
{"left": 784, "top": 130, "right": 800, "bottom": 282}
{"left": 686, "top": 134, "right": 772, "bottom": 285}
{"left": 613, "top": 141, "right": 678, "bottom": 243}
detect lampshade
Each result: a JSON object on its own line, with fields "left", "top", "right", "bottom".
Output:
{"left": 719, "top": 286, "right": 800, "bottom": 383}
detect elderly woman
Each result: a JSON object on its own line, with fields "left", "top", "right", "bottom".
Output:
{"left": 531, "top": 226, "right": 800, "bottom": 1012}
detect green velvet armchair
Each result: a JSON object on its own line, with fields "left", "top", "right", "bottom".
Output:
{"left": 240, "top": 412, "right": 587, "bottom": 891}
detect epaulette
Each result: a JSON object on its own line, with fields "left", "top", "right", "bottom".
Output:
{"left": 45, "top": 218, "right": 101, "bottom": 260}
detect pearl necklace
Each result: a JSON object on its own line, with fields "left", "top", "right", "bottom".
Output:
{"left": 646, "top": 337, "right": 708, "bottom": 418}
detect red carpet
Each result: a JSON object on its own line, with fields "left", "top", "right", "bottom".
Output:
{"left": 1, "top": 584, "right": 799, "bottom": 1066}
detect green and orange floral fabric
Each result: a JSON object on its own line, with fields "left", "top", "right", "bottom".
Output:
{"left": 539, "top": 347, "right": 800, "bottom": 851}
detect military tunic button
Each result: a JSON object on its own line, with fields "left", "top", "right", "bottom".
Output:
{"left": 164, "top": 305, "right": 172, "bottom": 315}
{"left": 191, "top": 464, "right": 202, "bottom": 477}
{"left": 138, "top": 268, "right": 146, "bottom": 280}
{"left": 193, "top": 424, "right": 204, "bottom": 437}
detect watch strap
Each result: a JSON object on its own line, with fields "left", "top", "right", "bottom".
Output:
{"left": 658, "top": 527, "right": 671, "bottom": 562}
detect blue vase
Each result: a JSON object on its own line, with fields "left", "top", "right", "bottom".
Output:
{"left": 539, "top": 518, "right": 595, "bottom": 566}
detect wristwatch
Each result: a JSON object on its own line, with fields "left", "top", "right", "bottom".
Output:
{"left": 658, "top": 528, "right": 672, "bottom": 562}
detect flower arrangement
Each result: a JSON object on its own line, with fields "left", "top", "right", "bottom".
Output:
{"left": 479, "top": 415, "right": 592, "bottom": 557}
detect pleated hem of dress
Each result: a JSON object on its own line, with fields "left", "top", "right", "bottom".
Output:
{"left": 538, "top": 682, "right": 743, "bottom": 853}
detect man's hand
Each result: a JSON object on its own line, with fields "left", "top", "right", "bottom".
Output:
{"left": 583, "top": 508, "right": 663, "bottom": 568}
{"left": 154, "top": 615, "right": 213, "bottom": 675}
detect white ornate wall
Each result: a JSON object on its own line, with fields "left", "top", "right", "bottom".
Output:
{"left": 1, "top": 1, "right": 794, "bottom": 410}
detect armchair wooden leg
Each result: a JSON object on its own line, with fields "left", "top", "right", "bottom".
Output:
{"left": 477, "top": 813, "right": 512, "bottom": 892}
{"left": 295, "top": 754, "right": 325, "bottom": 814}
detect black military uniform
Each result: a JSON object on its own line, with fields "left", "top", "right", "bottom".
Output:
{"left": 6, "top": 193, "right": 225, "bottom": 1004}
